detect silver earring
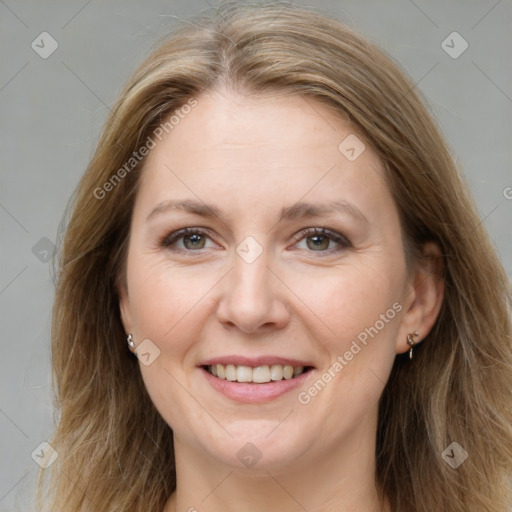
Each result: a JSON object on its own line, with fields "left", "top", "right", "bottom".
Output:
{"left": 407, "top": 331, "right": 419, "bottom": 359}
{"left": 127, "top": 334, "right": 135, "bottom": 350}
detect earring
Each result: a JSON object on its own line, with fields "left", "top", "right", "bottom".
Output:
{"left": 407, "top": 331, "right": 419, "bottom": 359}
{"left": 127, "top": 334, "right": 135, "bottom": 350}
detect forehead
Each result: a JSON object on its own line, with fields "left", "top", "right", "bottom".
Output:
{"left": 147, "top": 91, "right": 373, "bottom": 169}
{"left": 135, "top": 90, "right": 393, "bottom": 224}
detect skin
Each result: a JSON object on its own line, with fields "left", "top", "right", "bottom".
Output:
{"left": 119, "top": 89, "right": 444, "bottom": 512}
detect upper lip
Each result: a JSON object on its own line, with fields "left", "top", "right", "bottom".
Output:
{"left": 200, "top": 355, "right": 314, "bottom": 368}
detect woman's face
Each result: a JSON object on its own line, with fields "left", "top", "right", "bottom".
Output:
{"left": 120, "top": 90, "right": 419, "bottom": 471}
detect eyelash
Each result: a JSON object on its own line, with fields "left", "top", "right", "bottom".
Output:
{"left": 159, "top": 227, "right": 351, "bottom": 255}
{"left": 291, "top": 227, "right": 351, "bottom": 253}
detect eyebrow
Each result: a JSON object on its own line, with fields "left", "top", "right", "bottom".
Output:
{"left": 146, "top": 200, "right": 223, "bottom": 222}
{"left": 146, "top": 199, "right": 368, "bottom": 224}
{"left": 280, "top": 201, "right": 368, "bottom": 223}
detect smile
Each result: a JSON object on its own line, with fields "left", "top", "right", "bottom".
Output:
{"left": 200, "top": 357, "right": 315, "bottom": 402}
{"left": 205, "top": 363, "right": 310, "bottom": 383}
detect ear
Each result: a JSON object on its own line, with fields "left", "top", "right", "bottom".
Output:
{"left": 118, "top": 280, "right": 134, "bottom": 337}
{"left": 396, "top": 241, "right": 445, "bottom": 354}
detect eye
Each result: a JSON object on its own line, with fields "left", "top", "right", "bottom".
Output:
{"left": 292, "top": 228, "right": 351, "bottom": 253}
{"left": 160, "top": 228, "right": 217, "bottom": 251}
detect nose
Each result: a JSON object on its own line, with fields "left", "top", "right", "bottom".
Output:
{"left": 215, "top": 252, "right": 290, "bottom": 334}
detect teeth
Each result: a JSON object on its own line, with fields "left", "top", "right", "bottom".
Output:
{"left": 252, "top": 365, "right": 271, "bottom": 383}
{"left": 225, "top": 364, "right": 237, "bottom": 381}
{"left": 236, "top": 365, "right": 253, "bottom": 382}
{"left": 271, "top": 364, "right": 283, "bottom": 381}
{"left": 283, "top": 365, "right": 294, "bottom": 380}
{"left": 208, "top": 364, "right": 306, "bottom": 383}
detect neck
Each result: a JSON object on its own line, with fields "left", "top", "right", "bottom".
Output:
{"left": 164, "top": 412, "right": 389, "bottom": 512}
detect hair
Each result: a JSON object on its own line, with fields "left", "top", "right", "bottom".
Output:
{"left": 37, "top": 2, "right": 512, "bottom": 511}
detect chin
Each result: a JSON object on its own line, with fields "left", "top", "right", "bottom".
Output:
{"left": 195, "top": 419, "right": 315, "bottom": 471}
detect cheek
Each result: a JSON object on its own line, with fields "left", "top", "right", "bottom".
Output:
{"left": 127, "top": 258, "right": 218, "bottom": 427}
{"left": 289, "top": 258, "right": 405, "bottom": 354}
{"left": 292, "top": 264, "right": 404, "bottom": 427}
{"left": 127, "top": 252, "right": 220, "bottom": 355}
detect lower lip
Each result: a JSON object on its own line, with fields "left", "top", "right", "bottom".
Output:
{"left": 200, "top": 367, "right": 312, "bottom": 403}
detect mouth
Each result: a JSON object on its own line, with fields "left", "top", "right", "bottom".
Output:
{"left": 199, "top": 356, "right": 315, "bottom": 402}
{"left": 203, "top": 363, "right": 314, "bottom": 383}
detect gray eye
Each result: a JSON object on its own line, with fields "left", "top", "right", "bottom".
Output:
{"left": 306, "top": 235, "right": 331, "bottom": 251}
{"left": 183, "top": 234, "right": 206, "bottom": 250}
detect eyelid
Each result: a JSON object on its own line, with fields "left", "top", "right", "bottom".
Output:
{"left": 289, "top": 227, "right": 352, "bottom": 252}
{"left": 159, "top": 226, "right": 351, "bottom": 253}
{"left": 160, "top": 227, "right": 220, "bottom": 250}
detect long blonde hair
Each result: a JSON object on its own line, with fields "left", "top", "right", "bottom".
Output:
{"left": 38, "top": 3, "right": 512, "bottom": 511}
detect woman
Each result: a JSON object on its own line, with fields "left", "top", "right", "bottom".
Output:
{"left": 37, "top": 2, "right": 512, "bottom": 511}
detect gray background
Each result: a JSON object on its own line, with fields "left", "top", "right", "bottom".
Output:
{"left": 1, "top": 0, "right": 511, "bottom": 509}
